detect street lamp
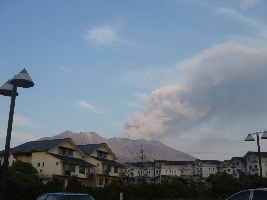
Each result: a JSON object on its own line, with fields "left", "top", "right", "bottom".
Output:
{"left": 245, "top": 130, "right": 267, "bottom": 188}
{"left": 0, "top": 69, "right": 34, "bottom": 200}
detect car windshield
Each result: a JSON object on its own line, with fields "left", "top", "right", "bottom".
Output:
{"left": 65, "top": 196, "right": 95, "bottom": 200}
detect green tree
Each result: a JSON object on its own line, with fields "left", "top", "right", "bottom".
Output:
{"left": 7, "top": 160, "right": 44, "bottom": 200}
{"left": 207, "top": 173, "right": 243, "bottom": 199}
{"left": 45, "top": 176, "right": 65, "bottom": 192}
{"left": 65, "top": 175, "right": 85, "bottom": 193}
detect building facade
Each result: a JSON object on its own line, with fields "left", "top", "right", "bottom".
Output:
{"left": 0, "top": 138, "right": 124, "bottom": 187}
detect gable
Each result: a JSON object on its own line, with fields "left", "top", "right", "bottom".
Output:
{"left": 0, "top": 138, "right": 72, "bottom": 155}
{"left": 78, "top": 143, "right": 117, "bottom": 160}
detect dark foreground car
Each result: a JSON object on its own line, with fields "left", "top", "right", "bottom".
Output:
{"left": 36, "top": 193, "right": 95, "bottom": 200}
{"left": 226, "top": 188, "right": 267, "bottom": 200}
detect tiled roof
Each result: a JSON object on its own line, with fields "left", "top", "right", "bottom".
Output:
{"left": 49, "top": 153, "right": 95, "bottom": 167}
{"left": 77, "top": 144, "right": 106, "bottom": 154}
{"left": 91, "top": 156, "right": 124, "bottom": 167}
{"left": 0, "top": 138, "right": 71, "bottom": 155}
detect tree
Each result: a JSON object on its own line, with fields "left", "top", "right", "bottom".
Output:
{"left": 65, "top": 175, "right": 85, "bottom": 193}
{"left": 7, "top": 160, "right": 44, "bottom": 200}
{"left": 45, "top": 176, "right": 65, "bottom": 192}
{"left": 207, "top": 173, "right": 243, "bottom": 199}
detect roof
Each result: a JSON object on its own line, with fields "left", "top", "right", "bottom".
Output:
{"left": 230, "top": 157, "right": 246, "bottom": 162}
{"left": 40, "top": 193, "right": 92, "bottom": 196}
{"left": 77, "top": 143, "right": 106, "bottom": 154}
{"left": 195, "top": 159, "right": 221, "bottom": 164}
{"left": 157, "top": 160, "right": 194, "bottom": 165}
{"left": 91, "top": 156, "right": 124, "bottom": 167}
{"left": 48, "top": 153, "right": 95, "bottom": 167}
{"left": 244, "top": 151, "right": 267, "bottom": 158}
{"left": 0, "top": 138, "right": 72, "bottom": 155}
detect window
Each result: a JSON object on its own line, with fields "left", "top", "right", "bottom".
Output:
{"left": 253, "top": 190, "right": 267, "bottom": 199}
{"left": 69, "top": 150, "right": 74, "bottom": 157}
{"left": 46, "top": 195, "right": 57, "bottom": 200}
{"left": 59, "top": 148, "right": 66, "bottom": 155}
{"left": 114, "top": 166, "right": 118, "bottom": 173}
{"left": 37, "top": 163, "right": 40, "bottom": 167}
{"left": 97, "top": 151, "right": 108, "bottom": 158}
{"left": 228, "top": 191, "right": 250, "bottom": 200}
{"left": 42, "top": 162, "right": 45, "bottom": 167}
{"left": 63, "top": 163, "right": 76, "bottom": 175}
{"left": 58, "top": 148, "right": 74, "bottom": 157}
{"left": 79, "top": 166, "right": 85, "bottom": 174}
{"left": 70, "top": 164, "right": 76, "bottom": 172}
{"left": 99, "top": 178, "right": 104, "bottom": 185}
{"left": 105, "top": 178, "right": 109, "bottom": 185}
{"left": 37, "top": 195, "right": 48, "bottom": 200}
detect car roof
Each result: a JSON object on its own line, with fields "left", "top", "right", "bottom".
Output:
{"left": 44, "top": 193, "right": 91, "bottom": 196}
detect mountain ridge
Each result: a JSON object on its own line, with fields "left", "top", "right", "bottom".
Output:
{"left": 39, "top": 131, "right": 197, "bottom": 163}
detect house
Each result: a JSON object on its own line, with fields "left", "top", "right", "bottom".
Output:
{"left": 0, "top": 138, "right": 95, "bottom": 186}
{"left": 77, "top": 143, "right": 125, "bottom": 187}
{"left": 194, "top": 159, "right": 221, "bottom": 179}
{"left": 229, "top": 157, "right": 247, "bottom": 178}
{"left": 244, "top": 151, "right": 267, "bottom": 177}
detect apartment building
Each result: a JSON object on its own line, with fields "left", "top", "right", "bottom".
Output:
{"left": 0, "top": 138, "right": 124, "bottom": 187}
{"left": 219, "top": 160, "right": 231, "bottom": 174}
{"left": 0, "top": 138, "right": 95, "bottom": 186}
{"left": 194, "top": 159, "right": 221, "bottom": 179}
{"left": 244, "top": 152, "right": 267, "bottom": 177}
{"left": 229, "top": 157, "right": 247, "bottom": 178}
{"left": 78, "top": 143, "right": 124, "bottom": 187}
{"left": 124, "top": 161, "right": 160, "bottom": 184}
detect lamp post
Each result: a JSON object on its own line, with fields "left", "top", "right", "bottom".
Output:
{"left": 245, "top": 130, "right": 267, "bottom": 189}
{"left": 0, "top": 69, "right": 34, "bottom": 200}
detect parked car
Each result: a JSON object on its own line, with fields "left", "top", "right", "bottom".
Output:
{"left": 36, "top": 193, "right": 95, "bottom": 200}
{"left": 226, "top": 188, "right": 267, "bottom": 200}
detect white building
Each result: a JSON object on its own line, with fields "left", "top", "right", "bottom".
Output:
{"left": 244, "top": 151, "right": 267, "bottom": 177}
{"left": 219, "top": 160, "right": 231, "bottom": 174}
{"left": 194, "top": 159, "right": 220, "bottom": 179}
{"left": 229, "top": 157, "right": 247, "bottom": 178}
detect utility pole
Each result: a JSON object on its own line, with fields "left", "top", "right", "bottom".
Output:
{"left": 154, "top": 159, "right": 156, "bottom": 184}
{"left": 139, "top": 145, "right": 145, "bottom": 183}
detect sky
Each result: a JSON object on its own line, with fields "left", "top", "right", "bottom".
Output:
{"left": 0, "top": 0, "right": 267, "bottom": 161}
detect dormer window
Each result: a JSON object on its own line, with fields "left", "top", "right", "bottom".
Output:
{"left": 97, "top": 150, "right": 108, "bottom": 158}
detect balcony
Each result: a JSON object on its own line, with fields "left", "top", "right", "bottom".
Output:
{"left": 251, "top": 167, "right": 259, "bottom": 171}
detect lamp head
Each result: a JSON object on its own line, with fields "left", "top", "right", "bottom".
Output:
{"left": 261, "top": 130, "right": 267, "bottom": 139}
{"left": 0, "top": 80, "right": 19, "bottom": 97}
{"left": 245, "top": 133, "right": 255, "bottom": 141}
{"left": 10, "top": 68, "right": 34, "bottom": 88}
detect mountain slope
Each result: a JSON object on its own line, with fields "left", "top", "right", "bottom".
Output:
{"left": 39, "top": 131, "right": 197, "bottom": 163}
